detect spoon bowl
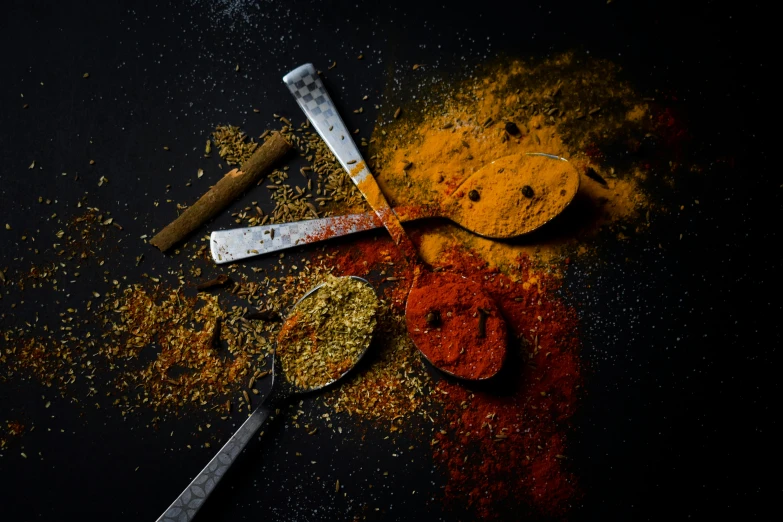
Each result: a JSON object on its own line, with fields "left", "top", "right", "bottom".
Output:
{"left": 437, "top": 152, "right": 580, "bottom": 239}
{"left": 157, "top": 275, "right": 378, "bottom": 522}
{"left": 405, "top": 270, "right": 507, "bottom": 381}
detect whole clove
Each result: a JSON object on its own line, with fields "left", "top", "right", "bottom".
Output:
{"left": 477, "top": 308, "right": 490, "bottom": 338}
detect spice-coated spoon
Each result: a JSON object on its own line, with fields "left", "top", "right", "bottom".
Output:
{"left": 282, "top": 63, "right": 506, "bottom": 381}
{"left": 210, "top": 152, "right": 580, "bottom": 263}
{"left": 156, "top": 276, "right": 378, "bottom": 522}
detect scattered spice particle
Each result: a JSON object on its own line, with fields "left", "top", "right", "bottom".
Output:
{"left": 211, "top": 125, "right": 258, "bottom": 166}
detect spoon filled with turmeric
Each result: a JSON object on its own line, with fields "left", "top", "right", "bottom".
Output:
{"left": 210, "top": 151, "right": 580, "bottom": 263}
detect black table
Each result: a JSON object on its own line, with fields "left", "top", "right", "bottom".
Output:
{"left": 0, "top": 1, "right": 777, "bottom": 520}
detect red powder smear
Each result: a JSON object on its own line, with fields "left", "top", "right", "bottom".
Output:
{"left": 331, "top": 236, "right": 414, "bottom": 310}
{"left": 302, "top": 213, "right": 379, "bottom": 244}
{"left": 406, "top": 270, "right": 506, "bottom": 380}
{"left": 432, "top": 247, "right": 583, "bottom": 518}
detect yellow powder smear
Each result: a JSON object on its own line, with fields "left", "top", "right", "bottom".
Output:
{"left": 370, "top": 54, "right": 654, "bottom": 272}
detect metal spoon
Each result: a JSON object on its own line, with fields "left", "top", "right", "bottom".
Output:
{"left": 282, "top": 63, "right": 506, "bottom": 381}
{"left": 210, "top": 152, "right": 579, "bottom": 264}
{"left": 156, "top": 276, "right": 377, "bottom": 522}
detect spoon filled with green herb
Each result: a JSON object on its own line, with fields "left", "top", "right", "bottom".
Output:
{"left": 156, "top": 274, "right": 379, "bottom": 522}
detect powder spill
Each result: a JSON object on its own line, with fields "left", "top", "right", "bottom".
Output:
{"left": 371, "top": 54, "right": 656, "bottom": 271}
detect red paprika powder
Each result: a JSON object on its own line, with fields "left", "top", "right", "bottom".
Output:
{"left": 406, "top": 269, "right": 506, "bottom": 380}
{"left": 432, "top": 246, "right": 583, "bottom": 518}
{"left": 328, "top": 235, "right": 582, "bottom": 518}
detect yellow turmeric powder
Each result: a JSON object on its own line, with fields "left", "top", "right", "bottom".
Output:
{"left": 369, "top": 54, "right": 653, "bottom": 271}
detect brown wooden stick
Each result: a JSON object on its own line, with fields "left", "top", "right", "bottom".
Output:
{"left": 150, "top": 132, "right": 291, "bottom": 252}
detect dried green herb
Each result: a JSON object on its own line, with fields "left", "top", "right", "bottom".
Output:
{"left": 277, "top": 275, "right": 378, "bottom": 390}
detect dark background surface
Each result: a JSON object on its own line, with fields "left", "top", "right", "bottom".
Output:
{"left": 0, "top": 0, "right": 778, "bottom": 520}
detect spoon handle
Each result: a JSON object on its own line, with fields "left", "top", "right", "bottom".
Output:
{"left": 210, "top": 212, "right": 381, "bottom": 264}
{"left": 156, "top": 405, "right": 272, "bottom": 522}
{"left": 209, "top": 206, "right": 429, "bottom": 263}
{"left": 283, "top": 64, "right": 418, "bottom": 261}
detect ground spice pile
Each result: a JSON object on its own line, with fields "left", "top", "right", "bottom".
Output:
{"left": 277, "top": 274, "right": 379, "bottom": 390}
{"left": 406, "top": 269, "right": 507, "bottom": 380}
{"left": 430, "top": 247, "right": 582, "bottom": 518}
{"left": 371, "top": 53, "right": 656, "bottom": 270}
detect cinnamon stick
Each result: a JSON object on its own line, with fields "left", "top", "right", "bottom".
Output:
{"left": 150, "top": 132, "right": 291, "bottom": 252}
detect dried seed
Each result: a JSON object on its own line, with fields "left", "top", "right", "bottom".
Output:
{"left": 468, "top": 189, "right": 480, "bottom": 202}
{"left": 521, "top": 185, "right": 534, "bottom": 198}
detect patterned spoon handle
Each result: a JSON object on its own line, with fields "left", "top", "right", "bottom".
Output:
{"left": 210, "top": 212, "right": 382, "bottom": 264}
{"left": 156, "top": 405, "right": 271, "bottom": 522}
{"left": 283, "top": 63, "right": 418, "bottom": 261}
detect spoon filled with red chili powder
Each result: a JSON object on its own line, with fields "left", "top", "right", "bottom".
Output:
{"left": 406, "top": 270, "right": 507, "bottom": 380}
{"left": 285, "top": 63, "right": 507, "bottom": 381}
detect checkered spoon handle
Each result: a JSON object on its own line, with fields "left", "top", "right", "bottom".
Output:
{"left": 283, "top": 64, "right": 416, "bottom": 258}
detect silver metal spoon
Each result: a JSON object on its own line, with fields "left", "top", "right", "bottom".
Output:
{"left": 156, "top": 276, "right": 377, "bottom": 522}
{"left": 209, "top": 152, "right": 580, "bottom": 264}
